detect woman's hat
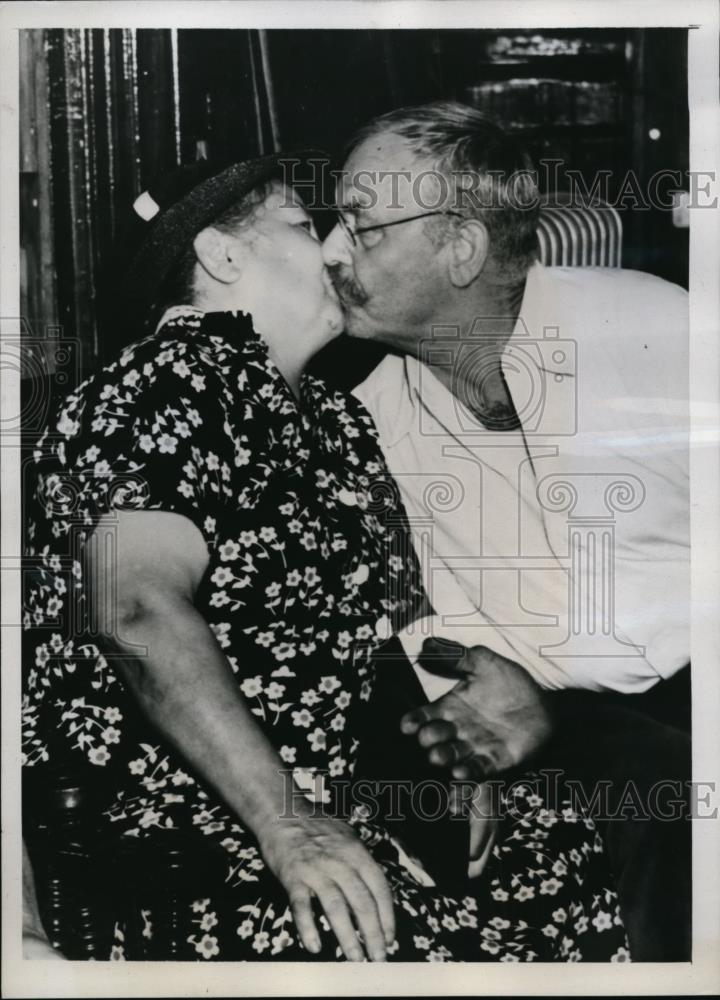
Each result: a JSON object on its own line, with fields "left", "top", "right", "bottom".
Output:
{"left": 123, "top": 150, "right": 329, "bottom": 317}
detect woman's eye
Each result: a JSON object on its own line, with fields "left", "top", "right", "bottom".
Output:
{"left": 297, "top": 220, "right": 317, "bottom": 236}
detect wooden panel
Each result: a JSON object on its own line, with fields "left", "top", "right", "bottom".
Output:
{"left": 136, "top": 30, "right": 179, "bottom": 182}
{"left": 45, "top": 29, "right": 98, "bottom": 368}
{"left": 41, "top": 30, "right": 182, "bottom": 371}
{"left": 19, "top": 30, "right": 58, "bottom": 365}
{"left": 176, "top": 29, "right": 268, "bottom": 163}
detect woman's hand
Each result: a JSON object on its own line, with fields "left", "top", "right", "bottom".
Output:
{"left": 87, "top": 512, "right": 395, "bottom": 961}
{"left": 259, "top": 814, "right": 395, "bottom": 962}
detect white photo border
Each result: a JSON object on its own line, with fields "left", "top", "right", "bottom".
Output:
{"left": 2, "top": 1, "right": 719, "bottom": 996}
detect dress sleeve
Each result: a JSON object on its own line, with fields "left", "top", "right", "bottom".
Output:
{"left": 59, "top": 334, "right": 238, "bottom": 547}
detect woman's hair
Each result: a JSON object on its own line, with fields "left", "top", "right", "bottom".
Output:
{"left": 157, "top": 177, "right": 277, "bottom": 317}
{"left": 345, "top": 101, "right": 540, "bottom": 285}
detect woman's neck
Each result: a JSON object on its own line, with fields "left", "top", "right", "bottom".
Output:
{"left": 250, "top": 310, "right": 318, "bottom": 400}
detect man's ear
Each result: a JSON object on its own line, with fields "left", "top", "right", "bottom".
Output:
{"left": 446, "top": 219, "right": 489, "bottom": 288}
{"left": 193, "top": 227, "right": 245, "bottom": 284}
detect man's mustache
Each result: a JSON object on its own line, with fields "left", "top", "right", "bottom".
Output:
{"left": 327, "top": 265, "right": 368, "bottom": 307}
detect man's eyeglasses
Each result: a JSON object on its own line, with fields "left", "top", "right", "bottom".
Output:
{"left": 335, "top": 209, "right": 463, "bottom": 247}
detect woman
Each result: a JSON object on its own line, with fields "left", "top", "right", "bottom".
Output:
{"left": 22, "top": 155, "right": 629, "bottom": 962}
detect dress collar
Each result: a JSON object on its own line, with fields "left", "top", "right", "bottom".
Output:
{"left": 154, "top": 304, "right": 204, "bottom": 334}
{"left": 155, "top": 305, "right": 268, "bottom": 356}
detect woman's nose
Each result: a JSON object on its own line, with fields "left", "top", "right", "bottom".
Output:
{"left": 322, "top": 222, "right": 354, "bottom": 268}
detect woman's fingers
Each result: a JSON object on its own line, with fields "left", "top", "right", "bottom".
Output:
{"left": 312, "top": 879, "right": 366, "bottom": 961}
{"left": 328, "top": 866, "right": 387, "bottom": 961}
{"left": 288, "top": 884, "right": 322, "bottom": 955}
{"left": 361, "top": 861, "right": 396, "bottom": 946}
{"left": 268, "top": 817, "right": 395, "bottom": 961}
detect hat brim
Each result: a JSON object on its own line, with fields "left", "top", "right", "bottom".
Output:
{"left": 124, "top": 149, "right": 330, "bottom": 317}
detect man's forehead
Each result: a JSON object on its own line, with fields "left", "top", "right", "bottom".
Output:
{"left": 344, "top": 131, "right": 418, "bottom": 173}
{"left": 339, "top": 132, "right": 438, "bottom": 211}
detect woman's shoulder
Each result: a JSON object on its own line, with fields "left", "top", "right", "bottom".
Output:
{"left": 113, "top": 308, "right": 238, "bottom": 385}
{"left": 66, "top": 309, "right": 262, "bottom": 414}
{"left": 43, "top": 312, "right": 238, "bottom": 456}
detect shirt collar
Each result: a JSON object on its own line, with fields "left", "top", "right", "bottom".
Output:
{"left": 388, "top": 262, "right": 574, "bottom": 447}
{"left": 505, "top": 261, "right": 574, "bottom": 374}
{"left": 385, "top": 262, "right": 574, "bottom": 447}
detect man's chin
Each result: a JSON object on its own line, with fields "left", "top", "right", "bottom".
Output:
{"left": 344, "top": 324, "right": 375, "bottom": 341}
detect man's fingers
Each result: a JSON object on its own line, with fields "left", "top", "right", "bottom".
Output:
{"left": 448, "top": 780, "right": 486, "bottom": 816}
{"left": 416, "top": 718, "right": 456, "bottom": 748}
{"left": 400, "top": 703, "right": 437, "bottom": 735}
{"left": 451, "top": 758, "right": 488, "bottom": 781}
{"left": 427, "top": 738, "right": 474, "bottom": 768}
{"left": 288, "top": 885, "right": 322, "bottom": 955}
{"left": 451, "top": 744, "right": 510, "bottom": 780}
{"left": 314, "top": 880, "right": 366, "bottom": 961}
{"left": 417, "top": 636, "right": 466, "bottom": 677}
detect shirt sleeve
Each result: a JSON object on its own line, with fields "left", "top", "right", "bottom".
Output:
{"left": 357, "top": 359, "right": 670, "bottom": 696}
{"left": 397, "top": 616, "right": 665, "bottom": 697}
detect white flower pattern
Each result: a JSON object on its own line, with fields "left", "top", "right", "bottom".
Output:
{"left": 22, "top": 309, "right": 627, "bottom": 962}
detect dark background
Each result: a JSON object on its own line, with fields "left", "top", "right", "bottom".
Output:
{"left": 20, "top": 27, "right": 689, "bottom": 394}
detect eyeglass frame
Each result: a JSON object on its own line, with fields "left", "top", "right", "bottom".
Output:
{"left": 335, "top": 208, "right": 464, "bottom": 246}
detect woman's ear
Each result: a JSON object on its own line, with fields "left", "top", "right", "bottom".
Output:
{"left": 447, "top": 219, "right": 489, "bottom": 288}
{"left": 193, "top": 227, "right": 245, "bottom": 284}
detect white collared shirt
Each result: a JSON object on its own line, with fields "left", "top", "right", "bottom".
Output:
{"left": 355, "top": 263, "right": 690, "bottom": 694}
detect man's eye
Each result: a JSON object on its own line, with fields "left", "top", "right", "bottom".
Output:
{"left": 358, "top": 228, "right": 383, "bottom": 249}
{"left": 297, "top": 220, "right": 316, "bottom": 235}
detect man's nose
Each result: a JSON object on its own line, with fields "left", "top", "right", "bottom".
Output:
{"left": 322, "top": 222, "right": 354, "bottom": 268}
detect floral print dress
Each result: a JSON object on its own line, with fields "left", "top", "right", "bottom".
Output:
{"left": 22, "top": 308, "right": 629, "bottom": 961}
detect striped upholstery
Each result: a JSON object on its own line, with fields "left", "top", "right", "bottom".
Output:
{"left": 537, "top": 197, "right": 623, "bottom": 268}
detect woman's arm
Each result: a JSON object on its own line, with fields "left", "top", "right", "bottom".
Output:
{"left": 85, "top": 510, "right": 393, "bottom": 961}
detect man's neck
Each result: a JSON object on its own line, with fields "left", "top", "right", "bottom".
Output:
{"left": 424, "top": 279, "right": 526, "bottom": 431}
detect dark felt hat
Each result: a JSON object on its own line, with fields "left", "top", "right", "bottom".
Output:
{"left": 123, "top": 150, "right": 330, "bottom": 318}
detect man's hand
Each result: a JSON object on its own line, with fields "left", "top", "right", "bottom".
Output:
{"left": 401, "top": 638, "right": 553, "bottom": 778}
{"left": 259, "top": 814, "right": 394, "bottom": 962}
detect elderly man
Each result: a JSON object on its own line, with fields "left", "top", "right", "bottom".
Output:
{"left": 322, "top": 101, "right": 691, "bottom": 960}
